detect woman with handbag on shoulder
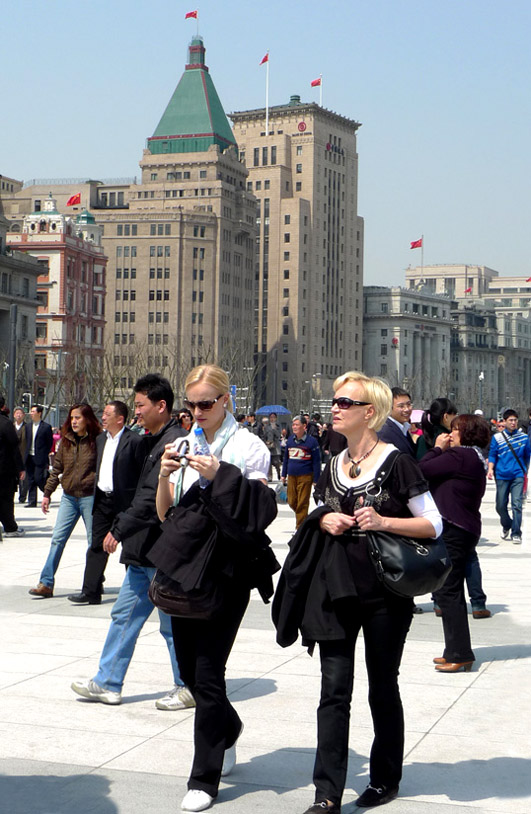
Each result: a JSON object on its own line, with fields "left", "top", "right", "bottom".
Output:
{"left": 272, "top": 372, "right": 442, "bottom": 813}
{"left": 418, "top": 414, "right": 491, "bottom": 673}
{"left": 153, "top": 364, "right": 278, "bottom": 813}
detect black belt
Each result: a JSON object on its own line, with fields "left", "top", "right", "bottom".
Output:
{"left": 97, "top": 487, "right": 114, "bottom": 497}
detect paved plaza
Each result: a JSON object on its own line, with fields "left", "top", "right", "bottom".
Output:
{"left": 0, "top": 481, "right": 530, "bottom": 814}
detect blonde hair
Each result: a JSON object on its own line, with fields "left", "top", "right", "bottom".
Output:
{"left": 184, "top": 364, "right": 233, "bottom": 413}
{"left": 333, "top": 371, "right": 392, "bottom": 432}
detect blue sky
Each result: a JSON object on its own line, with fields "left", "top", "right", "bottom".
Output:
{"left": 3, "top": 0, "right": 530, "bottom": 284}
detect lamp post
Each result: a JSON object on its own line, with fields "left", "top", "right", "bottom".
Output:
{"left": 479, "top": 371, "right": 484, "bottom": 412}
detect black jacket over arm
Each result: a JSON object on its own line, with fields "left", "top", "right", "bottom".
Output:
{"left": 110, "top": 419, "right": 186, "bottom": 567}
{"left": 148, "top": 461, "right": 280, "bottom": 602}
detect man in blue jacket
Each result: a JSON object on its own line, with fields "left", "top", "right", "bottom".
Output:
{"left": 281, "top": 416, "right": 321, "bottom": 529}
{"left": 488, "top": 409, "right": 531, "bottom": 544}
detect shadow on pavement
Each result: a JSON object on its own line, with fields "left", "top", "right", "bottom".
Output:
{"left": 0, "top": 772, "right": 117, "bottom": 814}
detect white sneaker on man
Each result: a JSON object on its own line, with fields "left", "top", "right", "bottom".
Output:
{"left": 155, "top": 684, "right": 195, "bottom": 710}
{"left": 181, "top": 789, "right": 214, "bottom": 811}
{"left": 71, "top": 678, "right": 122, "bottom": 705}
{"left": 4, "top": 528, "right": 25, "bottom": 537}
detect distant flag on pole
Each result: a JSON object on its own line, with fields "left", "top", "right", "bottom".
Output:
{"left": 410, "top": 238, "right": 423, "bottom": 249}
{"left": 260, "top": 52, "right": 269, "bottom": 65}
{"left": 185, "top": 10, "right": 198, "bottom": 19}
{"left": 311, "top": 77, "right": 322, "bottom": 87}
{"left": 66, "top": 193, "right": 81, "bottom": 206}
{"left": 526, "top": 276, "right": 531, "bottom": 282}
{"left": 464, "top": 287, "right": 472, "bottom": 294}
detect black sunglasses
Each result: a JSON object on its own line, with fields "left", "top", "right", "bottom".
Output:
{"left": 332, "top": 397, "right": 371, "bottom": 409}
{"left": 184, "top": 394, "right": 224, "bottom": 412}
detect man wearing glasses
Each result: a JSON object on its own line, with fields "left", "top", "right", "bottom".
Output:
{"left": 378, "top": 387, "right": 416, "bottom": 457}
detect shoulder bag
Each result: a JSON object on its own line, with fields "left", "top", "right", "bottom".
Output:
{"left": 364, "top": 452, "right": 452, "bottom": 598}
{"left": 148, "top": 570, "right": 224, "bottom": 619}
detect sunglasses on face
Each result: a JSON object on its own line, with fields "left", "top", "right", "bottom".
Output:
{"left": 332, "top": 397, "right": 371, "bottom": 409}
{"left": 183, "top": 394, "right": 224, "bottom": 412}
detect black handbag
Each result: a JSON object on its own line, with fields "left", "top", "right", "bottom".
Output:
{"left": 364, "top": 452, "right": 452, "bottom": 598}
{"left": 148, "top": 570, "right": 224, "bottom": 619}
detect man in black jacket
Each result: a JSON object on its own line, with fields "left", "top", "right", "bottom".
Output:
{"left": 71, "top": 375, "right": 191, "bottom": 710}
{"left": 0, "top": 397, "right": 25, "bottom": 538}
{"left": 68, "top": 400, "right": 145, "bottom": 605}
{"left": 378, "top": 387, "right": 416, "bottom": 457}
{"left": 24, "top": 405, "right": 53, "bottom": 507}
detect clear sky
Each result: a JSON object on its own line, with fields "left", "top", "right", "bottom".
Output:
{"left": 3, "top": 0, "right": 530, "bottom": 285}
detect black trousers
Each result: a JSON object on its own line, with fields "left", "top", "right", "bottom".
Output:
{"left": 314, "top": 598, "right": 413, "bottom": 806}
{"left": 25, "top": 455, "right": 48, "bottom": 505}
{"left": 81, "top": 490, "right": 115, "bottom": 598}
{"left": 0, "top": 485, "right": 18, "bottom": 533}
{"left": 433, "top": 522, "right": 477, "bottom": 663}
{"left": 171, "top": 583, "right": 250, "bottom": 797}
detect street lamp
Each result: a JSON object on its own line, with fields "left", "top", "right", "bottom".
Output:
{"left": 478, "top": 371, "right": 484, "bottom": 412}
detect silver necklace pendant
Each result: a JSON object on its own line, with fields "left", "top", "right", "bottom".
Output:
{"left": 349, "top": 463, "right": 362, "bottom": 478}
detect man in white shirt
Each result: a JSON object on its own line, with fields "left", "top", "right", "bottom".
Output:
{"left": 68, "top": 401, "right": 145, "bottom": 605}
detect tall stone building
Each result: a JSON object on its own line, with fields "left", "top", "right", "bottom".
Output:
{"left": 231, "top": 97, "right": 364, "bottom": 408}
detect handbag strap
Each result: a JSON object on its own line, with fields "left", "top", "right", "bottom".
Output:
{"left": 363, "top": 450, "right": 402, "bottom": 507}
{"left": 501, "top": 431, "right": 527, "bottom": 476}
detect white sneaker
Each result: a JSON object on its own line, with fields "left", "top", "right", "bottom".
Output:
{"left": 221, "top": 722, "right": 244, "bottom": 777}
{"left": 4, "top": 528, "right": 25, "bottom": 537}
{"left": 181, "top": 789, "right": 214, "bottom": 812}
{"left": 155, "top": 684, "right": 195, "bottom": 710}
{"left": 511, "top": 534, "right": 522, "bottom": 544}
{"left": 71, "top": 678, "right": 122, "bottom": 705}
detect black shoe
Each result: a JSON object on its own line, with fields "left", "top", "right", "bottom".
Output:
{"left": 303, "top": 803, "right": 340, "bottom": 814}
{"left": 67, "top": 592, "right": 102, "bottom": 605}
{"left": 355, "top": 785, "right": 399, "bottom": 808}
{"left": 25, "top": 503, "right": 37, "bottom": 508}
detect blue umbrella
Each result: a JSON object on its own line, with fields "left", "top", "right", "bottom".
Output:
{"left": 255, "top": 404, "right": 291, "bottom": 415}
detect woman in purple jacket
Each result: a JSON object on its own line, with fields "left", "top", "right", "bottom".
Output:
{"left": 419, "top": 414, "right": 491, "bottom": 673}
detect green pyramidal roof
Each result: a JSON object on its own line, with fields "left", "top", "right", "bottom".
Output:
{"left": 148, "top": 37, "right": 236, "bottom": 155}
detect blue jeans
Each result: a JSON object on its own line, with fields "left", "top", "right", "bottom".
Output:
{"left": 40, "top": 493, "right": 94, "bottom": 588}
{"left": 94, "top": 565, "right": 182, "bottom": 693}
{"left": 495, "top": 477, "right": 524, "bottom": 537}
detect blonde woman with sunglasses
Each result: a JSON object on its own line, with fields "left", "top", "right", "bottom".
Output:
{"left": 154, "top": 364, "right": 278, "bottom": 813}
{"left": 273, "top": 372, "right": 442, "bottom": 813}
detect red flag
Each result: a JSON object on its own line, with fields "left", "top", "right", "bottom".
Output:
{"left": 260, "top": 52, "right": 269, "bottom": 65}
{"left": 464, "top": 287, "right": 472, "bottom": 294}
{"left": 526, "top": 277, "right": 531, "bottom": 282}
{"left": 66, "top": 193, "right": 81, "bottom": 206}
{"left": 185, "top": 10, "right": 197, "bottom": 19}
{"left": 311, "top": 77, "right": 321, "bottom": 87}
{"left": 410, "top": 238, "right": 422, "bottom": 249}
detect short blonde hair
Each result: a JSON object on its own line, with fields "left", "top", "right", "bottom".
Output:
{"left": 333, "top": 371, "right": 392, "bottom": 432}
{"left": 184, "top": 364, "right": 233, "bottom": 413}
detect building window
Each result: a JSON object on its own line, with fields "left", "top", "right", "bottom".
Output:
{"left": 296, "top": 182, "right": 302, "bottom": 191}
{"left": 271, "top": 146, "right": 277, "bottom": 164}
{"left": 283, "top": 269, "right": 289, "bottom": 279}
{"left": 284, "top": 252, "right": 290, "bottom": 261}
{"left": 296, "top": 145, "right": 302, "bottom": 155}
{"left": 284, "top": 214, "right": 290, "bottom": 224}
{"left": 296, "top": 164, "right": 302, "bottom": 173}
{"left": 262, "top": 146, "right": 268, "bottom": 165}
{"left": 381, "top": 344, "right": 388, "bottom": 356}
{"left": 253, "top": 147, "right": 259, "bottom": 166}
{"left": 284, "top": 233, "right": 290, "bottom": 243}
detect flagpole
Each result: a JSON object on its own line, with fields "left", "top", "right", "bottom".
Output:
{"left": 319, "top": 74, "right": 323, "bottom": 107}
{"left": 421, "top": 234, "right": 424, "bottom": 277}
{"left": 265, "top": 56, "right": 270, "bottom": 135}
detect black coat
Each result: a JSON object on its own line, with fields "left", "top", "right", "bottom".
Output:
{"left": 110, "top": 419, "right": 186, "bottom": 567}
{"left": 93, "top": 427, "right": 145, "bottom": 514}
{"left": 378, "top": 418, "right": 416, "bottom": 457}
{"left": 149, "top": 461, "right": 279, "bottom": 602}
{"left": 0, "top": 413, "right": 23, "bottom": 487}
{"left": 24, "top": 420, "right": 53, "bottom": 468}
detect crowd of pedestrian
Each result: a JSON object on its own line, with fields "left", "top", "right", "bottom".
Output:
{"left": 0, "top": 372, "right": 529, "bottom": 812}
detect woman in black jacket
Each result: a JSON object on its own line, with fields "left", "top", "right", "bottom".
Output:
{"left": 419, "top": 414, "right": 491, "bottom": 673}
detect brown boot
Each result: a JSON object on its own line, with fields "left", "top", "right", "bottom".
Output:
{"left": 29, "top": 582, "right": 53, "bottom": 598}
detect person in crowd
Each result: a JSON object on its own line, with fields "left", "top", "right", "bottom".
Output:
{"left": 154, "top": 364, "right": 277, "bottom": 812}
{"left": 24, "top": 404, "right": 53, "bottom": 507}
{"left": 178, "top": 408, "right": 194, "bottom": 432}
{"left": 378, "top": 387, "right": 417, "bottom": 456}
{"left": 71, "top": 375, "right": 189, "bottom": 709}
{"left": 28, "top": 404, "right": 101, "bottom": 597}
{"left": 13, "top": 406, "right": 28, "bottom": 504}
{"left": 281, "top": 416, "right": 321, "bottom": 529}
{"left": 68, "top": 401, "right": 145, "bottom": 605}
{"left": 264, "top": 411, "right": 282, "bottom": 481}
{"left": 273, "top": 372, "right": 442, "bottom": 812}
{"left": 419, "top": 414, "right": 491, "bottom": 673}
{"left": 0, "top": 396, "right": 25, "bottom": 538}
{"left": 320, "top": 421, "right": 347, "bottom": 463}
{"left": 415, "top": 397, "right": 457, "bottom": 460}
{"left": 488, "top": 409, "right": 531, "bottom": 544}
{"left": 246, "top": 412, "right": 263, "bottom": 438}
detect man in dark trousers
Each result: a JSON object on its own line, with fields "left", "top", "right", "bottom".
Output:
{"left": 281, "top": 416, "right": 321, "bottom": 529}
{"left": 0, "top": 396, "right": 25, "bottom": 538}
{"left": 68, "top": 400, "right": 145, "bottom": 605}
{"left": 24, "top": 405, "right": 53, "bottom": 507}
{"left": 13, "top": 406, "right": 28, "bottom": 503}
{"left": 71, "top": 374, "right": 193, "bottom": 711}
{"left": 378, "top": 387, "right": 416, "bottom": 457}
